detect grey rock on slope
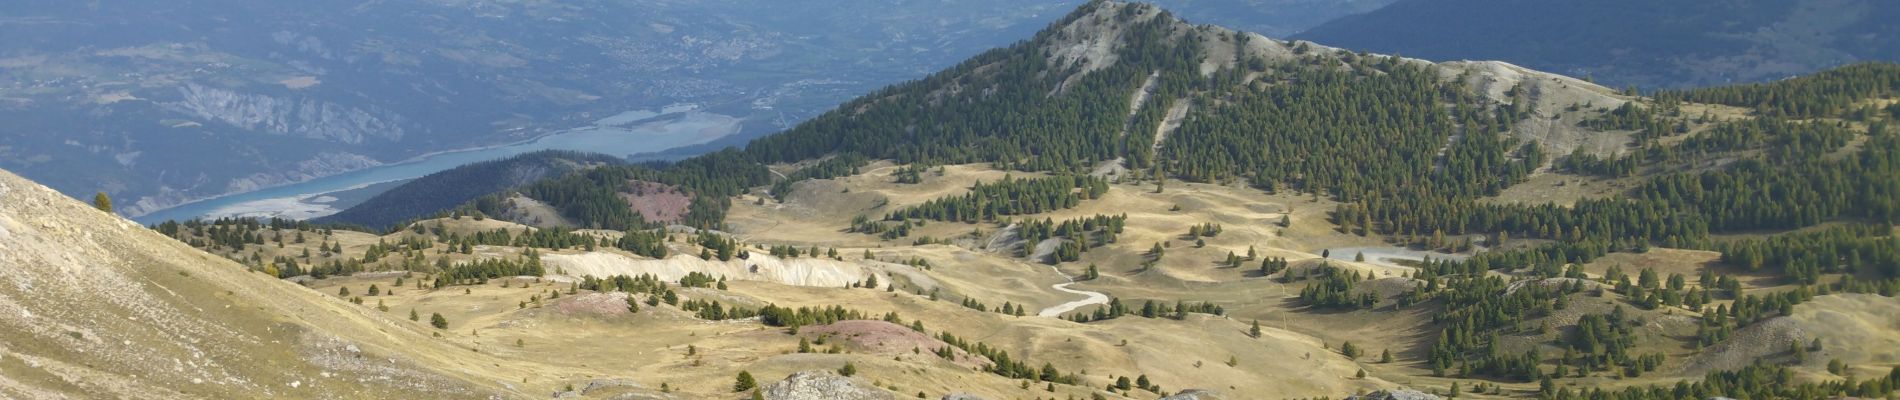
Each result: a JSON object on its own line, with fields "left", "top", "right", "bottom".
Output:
{"left": 1163, "top": 389, "right": 1231, "bottom": 399}
{"left": 762, "top": 370, "right": 893, "bottom": 400}
{"left": 1346, "top": 389, "right": 1443, "bottom": 400}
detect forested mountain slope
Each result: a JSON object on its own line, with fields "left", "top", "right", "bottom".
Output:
{"left": 450, "top": 0, "right": 1628, "bottom": 233}
{"left": 316, "top": 150, "right": 623, "bottom": 229}
{"left": 1295, "top": 0, "right": 1900, "bottom": 89}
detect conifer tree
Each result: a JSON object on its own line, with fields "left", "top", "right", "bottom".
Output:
{"left": 734, "top": 371, "right": 757, "bottom": 392}
{"left": 92, "top": 192, "right": 112, "bottom": 213}
{"left": 838, "top": 362, "right": 857, "bottom": 376}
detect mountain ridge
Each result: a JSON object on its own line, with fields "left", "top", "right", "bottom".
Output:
{"left": 1295, "top": 0, "right": 1900, "bottom": 89}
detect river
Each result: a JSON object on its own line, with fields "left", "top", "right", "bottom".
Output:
{"left": 133, "top": 106, "right": 740, "bottom": 224}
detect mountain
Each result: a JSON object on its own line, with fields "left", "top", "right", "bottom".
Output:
{"left": 450, "top": 0, "right": 1616, "bottom": 232}
{"left": 314, "top": 150, "right": 622, "bottom": 229}
{"left": 0, "top": 0, "right": 1392, "bottom": 222}
{"left": 1294, "top": 0, "right": 1900, "bottom": 89}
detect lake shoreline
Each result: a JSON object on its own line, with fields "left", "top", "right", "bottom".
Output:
{"left": 133, "top": 107, "right": 735, "bottom": 224}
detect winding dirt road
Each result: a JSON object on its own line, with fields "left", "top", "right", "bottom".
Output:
{"left": 1037, "top": 265, "right": 1109, "bottom": 317}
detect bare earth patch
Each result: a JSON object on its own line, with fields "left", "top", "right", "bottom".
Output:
{"left": 622, "top": 181, "right": 690, "bottom": 224}
{"left": 799, "top": 320, "right": 991, "bottom": 369}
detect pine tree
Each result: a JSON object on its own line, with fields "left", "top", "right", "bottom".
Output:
{"left": 734, "top": 371, "right": 757, "bottom": 392}
{"left": 92, "top": 192, "right": 112, "bottom": 213}
{"left": 430, "top": 312, "right": 449, "bottom": 329}
{"left": 838, "top": 362, "right": 857, "bottom": 376}
{"left": 1249, "top": 320, "right": 1262, "bottom": 338}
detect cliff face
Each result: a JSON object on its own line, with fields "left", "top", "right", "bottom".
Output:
{"left": 168, "top": 84, "right": 410, "bottom": 145}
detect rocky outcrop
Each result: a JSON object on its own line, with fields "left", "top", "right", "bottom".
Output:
{"left": 1346, "top": 389, "right": 1443, "bottom": 400}
{"left": 762, "top": 370, "right": 893, "bottom": 400}
{"left": 1162, "top": 389, "right": 1229, "bottom": 400}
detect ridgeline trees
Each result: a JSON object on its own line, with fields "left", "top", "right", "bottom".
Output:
{"left": 884, "top": 175, "right": 1109, "bottom": 224}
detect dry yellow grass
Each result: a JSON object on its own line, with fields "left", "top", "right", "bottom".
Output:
{"left": 23, "top": 155, "right": 1893, "bottom": 399}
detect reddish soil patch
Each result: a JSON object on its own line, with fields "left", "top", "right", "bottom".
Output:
{"left": 799, "top": 320, "right": 991, "bottom": 369}
{"left": 621, "top": 181, "right": 691, "bottom": 224}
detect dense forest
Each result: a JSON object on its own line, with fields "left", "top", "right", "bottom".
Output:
{"left": 1661, "top": 63, "right": 1900, "bottom": 119}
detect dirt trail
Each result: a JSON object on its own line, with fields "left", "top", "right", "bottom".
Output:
{"left": 1037, "top": 265, "right": 1109, "bottom": 317}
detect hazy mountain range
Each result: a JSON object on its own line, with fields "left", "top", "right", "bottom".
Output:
{"left": 1297, "top": 0, "right": 1900, "bottom": 88}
